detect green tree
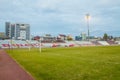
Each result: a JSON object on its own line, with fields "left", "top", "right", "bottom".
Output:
{"left": 103, "top": 33, "right": 108, "bottom": 41}
{"left": 67, "top": 36, "right": 73, "bottom": 41}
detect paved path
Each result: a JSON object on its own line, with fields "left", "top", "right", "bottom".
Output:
{"left": 0, "top": 49, "right": 35, "bottom": 80}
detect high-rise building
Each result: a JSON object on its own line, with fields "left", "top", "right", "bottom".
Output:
{"left": 5, "top": 22, "right": 30, "bottom": 40}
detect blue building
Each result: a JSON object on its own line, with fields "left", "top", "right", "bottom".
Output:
{"left": 75, "top": 36, "right": 82, "bottom": 41}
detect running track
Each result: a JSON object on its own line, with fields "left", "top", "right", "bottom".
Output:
{"left": 0, "top": 49, "right": 35, "bottom": 80}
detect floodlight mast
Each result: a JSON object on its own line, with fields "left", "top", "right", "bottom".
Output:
{"left": 85, "top": 14, "right": 90, "bottom": 41}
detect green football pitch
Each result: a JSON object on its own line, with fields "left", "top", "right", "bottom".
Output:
{"left": 6, "top": 46, "right": 120, "bottom": 80}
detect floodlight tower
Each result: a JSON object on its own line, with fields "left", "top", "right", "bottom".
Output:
{"left": 85, "top": 13, "right": 90, "bottom": 41}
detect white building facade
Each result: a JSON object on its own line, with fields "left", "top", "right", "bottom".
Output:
{"left": 5, "top": 22, "right": 30, "bottom": 40}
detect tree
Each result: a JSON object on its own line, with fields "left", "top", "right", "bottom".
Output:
{"left": 103, "top": 33, "right": 108, "bottom": 41}
{"left": 67, "top": 35, "right": 73, "bottom": 41}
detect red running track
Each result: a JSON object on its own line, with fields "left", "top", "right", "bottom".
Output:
{"left": 0, "top": 49, "right": 35, "bottom": 80}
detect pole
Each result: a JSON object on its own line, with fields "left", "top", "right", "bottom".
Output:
{"left": 28, "top": 41, "right": 30, "bottom": 51}
{"left": 86, "top": 14, "right": 90, "bottom": 41}
{"left": 29, "top": 35, "right": 32, "bottom": 51}
{"left": 26, "top": 40, "right": 30, "bottom": 51}
{"left": 87, "top": 17, "right": 89, "bottom": 41}
{"left": 11, "top": 39, "right": 12, "bottom": 49}
{"left": 39, "top": 39, "right": 41, "bottom": 53}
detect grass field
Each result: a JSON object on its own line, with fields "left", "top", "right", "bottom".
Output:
{"left": 6, "top": 46, "right": 120, "bottom": 80}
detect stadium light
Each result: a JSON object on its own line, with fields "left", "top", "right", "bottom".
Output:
{"left": 85, "top": 13, "right": 91, "bottom": 41}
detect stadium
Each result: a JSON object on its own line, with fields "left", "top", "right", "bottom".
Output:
{"left": 0, "top": 0, "right": 120, "bottom": 78}
{"left": 0, "top": 20, "right": 120, "bottom": 80}
{"left": 0, "top": 27, "right": 120, "bottom": 80}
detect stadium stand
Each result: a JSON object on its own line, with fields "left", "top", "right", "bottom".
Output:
{"left": 64, "top": 41, "right": 76, "bottom": 47}
{"left": 98, "top": 41, "right": 109, "bottom": 46}
{"left": 1, "top": 40, "right": 120, "bottom": 48}
{"left": 0, "top": 40, "right": 10, "bottom": 48}
{"left": 107, "top": 40, "right": 117, "bottom": 45}
{"left": 75, "top": 41, "right": 94, "bottom": 46}
{"left": 91, "top": 41, "right": 101, "bottom": 46}
{"left": 115, "top": 41, "right": 120, "bottom": 45}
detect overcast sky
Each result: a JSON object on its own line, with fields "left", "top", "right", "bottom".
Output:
{"left": 0, "top": 0, "right": 120, "bottom": 37}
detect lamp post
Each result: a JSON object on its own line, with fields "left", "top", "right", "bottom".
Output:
{"left": 85, "top": 14, "right": 90, "bottom": 41}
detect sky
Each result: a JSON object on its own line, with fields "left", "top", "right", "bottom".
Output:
{"left": 0, "top": 0, "right": 120, "bottom": 37}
